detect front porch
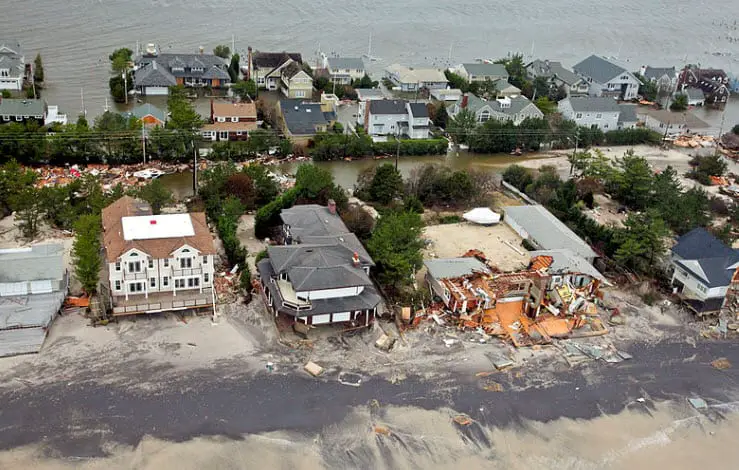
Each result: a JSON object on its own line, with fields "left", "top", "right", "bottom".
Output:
{"left": 111, "top": 288, "right": 214, "bottom": 316}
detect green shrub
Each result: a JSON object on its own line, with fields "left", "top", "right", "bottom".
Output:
{"left": 604, "top": 128, "right": 662, "bottom": 145}
{"left": 439, "top": 215, "right": 461, "bottom": 224}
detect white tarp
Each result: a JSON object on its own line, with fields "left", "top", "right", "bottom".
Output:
{"left": 463, "top": 208, "right": 501, "bottom": 225}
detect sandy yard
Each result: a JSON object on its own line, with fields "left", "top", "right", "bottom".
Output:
{"left": 585, "top": 194, "right": 628, "bottom": 228}
{"left": 422, "top": 222, "right": 529, "bottom": 272}
{"left": 237, "top": 213, "right": 268, "bottom": 273}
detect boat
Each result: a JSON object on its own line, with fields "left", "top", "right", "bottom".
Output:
{"left": 463, "top": 208, "right": 501, "bottom": 226}
{"left": 133, "top": 168, "right": 166, "bottom": 179}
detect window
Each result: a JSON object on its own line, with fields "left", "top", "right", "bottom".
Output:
{"left": 202, "top": 256, "right": 208, "bottom": 264}
{"left": 115, "top": 280, "right": 121, "bottom": 290}
{"left": 163, "top": 276, "right": 169, "bottom": 287}
{"left": 2, "top": 116, "right": 8, "bottom": 121}
{"left": 163, "top": 259, "right": 169, "bottom": 267}
{"left": 150, "top": 277, "right": 156, "bottom": 288}
{"left": 148, "top": 259, "right": 154, "bottom": 269}
{"left": 204, "top": 273, "right": 209, "bottom": 283}
{"left": 219, "top": 131, "right": 228, "bottom": 140}
{"left": 129, "top": 282, "right": 143, "bottom": 293}
{"left": 478, "top": 110, "right": 491, "bottom": 122}
{"left": 231, "top": 117, "right": 238, "bottom": 122}
{"left": 128, "top": 261, "right": 141, "bottom": 272}
{"left": 180, "top": 257, "right": 192, "bottom": 269}
{"left": 187, "top": 277, "right": 200, "bottom": 288}
{"left": 236, "top": 131, "right": 243, "bottom": 136}
{"left": 175, "top": 279, "right": 185, "bottom": 289}
{"left": 115, "top": 261, "right": 121, "bottom": 271}
{"left": 15, "top": 116, "right": 22, "bottom": 121}
{"left": 575, "top": 113, "right": 582, "bottom": 118}
{"left": 217, "top": 117, "right": 226, "bottom": 123}
{"left": 295, "top": 90, "right": 306, "bottom": 98}
{"left": 596, "top": 113, "right": 602, "bottom": 119}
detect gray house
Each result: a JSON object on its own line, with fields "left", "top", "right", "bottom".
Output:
{"left": 0, "top": 39, "right": 27, "bottom": 91}
{"left": 448, "top": 93, "right": 544, "bottom": 125}
{"left": 457, "top": 63, "right": 509, "bottom": 83}
{"left": 526, "top": 59, "right": 589, "bottom": 96}
{"left": 618, "top": 104, "right": 638, "bottom": 129}
{"left": 326, "top": 57, "right": 365, "bottom": 85}
{"left": 134, "top": 50, "right": 231, "bottom": 95}
{"left": 0, "top": 244, "right": 67, "bottom": 357}
{"left": 257, "top": 203, "right": 381, "bottom": 327}
{"left": 558, "top": 96, "right": 621, "bottom": 131}
{"left": 573, "top": 55, "right": 640, "bottom": 100}
{"left": 363, "top": 99, "right": 430, "bottom": 140}
{"left": 641, "top": 66, "right": 677, "bottom": 95}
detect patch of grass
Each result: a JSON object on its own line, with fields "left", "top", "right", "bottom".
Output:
{"left": 438, "top": 215, "right": 462, "bottom": 224}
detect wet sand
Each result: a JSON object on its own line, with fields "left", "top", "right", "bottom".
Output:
{"left": 1, "top": 401, "right": 737, "bottom": 469}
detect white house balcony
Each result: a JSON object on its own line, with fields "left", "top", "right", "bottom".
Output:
{"left": 173, "top": 267, "right": 203, "bottom": 277}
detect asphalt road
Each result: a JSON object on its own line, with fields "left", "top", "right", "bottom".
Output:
{"left": 1, "top": 338, "right": 738, "bottom": 458}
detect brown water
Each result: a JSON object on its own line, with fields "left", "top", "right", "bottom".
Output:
{"left": 157, "top": 150, "right": 549, "bottom": 199}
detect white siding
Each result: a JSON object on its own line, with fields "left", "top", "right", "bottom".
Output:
{"left": 145, "top": 86, "right": 169, "bottom": 96}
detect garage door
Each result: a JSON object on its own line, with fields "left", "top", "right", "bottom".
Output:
{"left": 311, "top": 314, "right": 331, "bottom": 325}
{"left": 146, "top": 86, "right": 169, "bottom": 96}
{"left": 0, "top": 282, "right": 28, "bottom": 297}
{"left": 30, "top": 280, "right": 53, "bottom": 294}
{"left": 332, "top": 312, "right": 351, "bottom": 322}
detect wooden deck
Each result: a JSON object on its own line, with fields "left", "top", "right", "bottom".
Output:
{"left": 111, "top": 288, "right": 214, "bottom": 316}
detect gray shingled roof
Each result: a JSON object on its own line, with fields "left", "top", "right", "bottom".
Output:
{"left": 683, "top": 87, "right": 705, "bottom": 100}
{"left": 455, "top": 93, "right": 538, "bottom": 117}
{"left": 0, "top": 98, "right": 45, "bottom": 117}
{"left": 0, "top": 55, "right": 22, "bottom": 78}
{"left": 300, "top": 233, "right": 374, "bottom": 266}
{"left": 408, "top": 103, "right": 428, "bottom": 118}
{"left": 618, "top": 104, "right": 638, "bottom": 123}
{"left": 201, "top": 65, "right": 230, "bottom": 80}
{"left": 567, "top": 96, "right": 620, "bottom": 113}
{"left": 424, "top": 257, "right": 490, "bottom": 279}
{"left": 252, "top": 52, "right": 302, "bottom": 70}
{"left": 527, "top": 60, "right": 582, "bottom": 86}
{"left": 257, "top": 259, "right": 381, "bottom": 317}
{"left": 128, "top": 103, "right": 167, "bottom": 123}
{"left": 356, "top": 88, "right": 384, "bottom": 100}
{"left": 280, "top": 204, "right": 350, "bottom": 239}
{"left": 644, "top": 66, "right": 675, "bottom": 81}
{"left": 530, "top": 249, "right": 605, "bottom": 282}
{"left": 369, "top": 99, "right": 407, "bottom": 115}
{"left": 573, "top": 55, "right": 627, "bottom": 83}
{"left": 0, "top": 39, "right": 22, "bottom": 56}
{"left": 268, "top": 244, "right": 374, "bottom": 291}
{"left": 134, "top": 60, "right": 177, "bottom": 87}
{"left": 136, "top": 53, "right": 228, "bottom": 80}
{"left": 462, "top": 63, "right": 509, "bottom": 78}
{"left": 504, "top": 205, "right": 597, "bottom": 259}
{"left": 280, "top": 100, "right": 332, "bottom": 136}
{"left": 328, "top": 57, "right": 365, "bottom": 71}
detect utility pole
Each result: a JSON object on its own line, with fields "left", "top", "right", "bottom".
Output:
{"left": 123, "top": 69, "right": 128, "bottom": 105}
{"left": 395, "top": 126, "right": 400, "bottom": 171}
{"left": 142, "top": 120, "right": 146, "bottom": 164}
{"left": 192, "top": 139, "right": 198, "bottom": 196}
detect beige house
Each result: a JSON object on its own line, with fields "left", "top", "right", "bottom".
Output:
{"left": 280, "top": 62, "right": 313, "bottom": 99}
{"left": 102, "top": 196, "right": 217, "bottom": 316}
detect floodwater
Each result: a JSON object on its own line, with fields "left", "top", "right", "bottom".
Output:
{"left": 1, "top": 0, "right": 738, "bottom": 118}
{"left": 157, "top": 150, "right": 548, "bottom": 199}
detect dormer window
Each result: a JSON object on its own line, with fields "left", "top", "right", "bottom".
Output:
{"left": 231, "top": 117, "right": 238, "bottom": 122}
{"left": 217, "top": 117, "right": 226, "bottom": 123}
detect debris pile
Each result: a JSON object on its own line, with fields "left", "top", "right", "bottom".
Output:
{"left": 672, "top": 134, "right": 715, "bottom": 149}
{"left": 406, "top": 250, "right": 608, "bottom": 348}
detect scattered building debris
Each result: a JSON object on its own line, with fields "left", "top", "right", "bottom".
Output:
{"left": 375, "top": 333, "right": 395, "bottom": 351}
{"left": 689, "top": 397, "right": 708, "bottom": 410}
{"left": 453, "top": 414, "right": 473, "bottom": 426}
{"left": 374, "top": 425, "right": 391, "bottom": 436}
{"left": 304, "top": 361, "right": 324, "bottom": 377}
{"left": 338, "top": 372, "right": 362, "bottom": 387}
{"left": 711, "top": 358, "right": 732, "bottom": 370}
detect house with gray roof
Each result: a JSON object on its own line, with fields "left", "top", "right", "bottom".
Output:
{"left": 617, "top": 104, "right": 638, "bottom": 129}
{"left": 0, "top": 40, "right": 27, "bottom": 91}
{"left": 572, "top": 55, "right": 640, "bottom": 100}
{"left": 448, "top": 93, "right": 543, "bottom": 126}
{"left": 246, "top": 49, "right": 303, "bottom": 91}
{"left": 134, "top": 48, "right": 231, "bottom": 95}
{"left": 278, "top": 99, "right": 335, "bottom": 143}
{"left": 326, "top": 57, "right": 365, "bottom": 85}
{"left": 670, "top": 227, "right": 739, "bottom": 315}
{"left": 680, "top": 87, "right": 706, "bottom": 106}
{"left": 257, "top": 202, "right": 381, "bottom": 327}
{"left": 0, "top": 98, "right": 47, "bottom": 125}
{"left": 503, "top": 205, "right": 598, "bottom": 263}
{"left": 558, "top": 96, "right": 621, "bottom": 131}
{"left": 364, "top": 99, "right": 431, "bottom": 140}
{"left": 122, "top": 103, "right": 167, "bottom": 127}
{"left": 526, "top": 59, "right": 589, "bottom": 96}
{"left": 641, "top": 66, "right": 677, "bottom": 95}
{"left": 0, "top": 244, "right": 67, "bottom": 357}
{"left": 457, "top": 63, "right": 508, "bottom": 83}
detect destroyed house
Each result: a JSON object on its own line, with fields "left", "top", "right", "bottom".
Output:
{"left": 529, "top": 249, "right": 607, "bottom": 289}
{"left": 670, "top": 227, "right": 739, "bottom": 315}
{"left": 0, "top": 244, "right": 67, "bottom": 357}
{"left": 424, "top": 257, "right": 548, "bottom": 316}
{"left": 257, "top": 202, "right": 381, "bottom": 326}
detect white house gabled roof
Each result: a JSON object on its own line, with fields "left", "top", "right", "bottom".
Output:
{"left": 122, "top": 214, "right": 195, "bottom": 241}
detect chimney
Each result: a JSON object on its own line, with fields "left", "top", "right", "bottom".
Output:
{"left": 352, "top": 252, "right": 360, "bottom": 267}
{"left": 199, "top": 46, "right": 204, "bottom": 55}
{"left": 461, "top": 94, "right": 468, "bottom": 109}
{"left": 640, "top": 65, "right": 647, "bottom": 77}
{"left": 327, "top": 199, "right": 337, "bottom": 215}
